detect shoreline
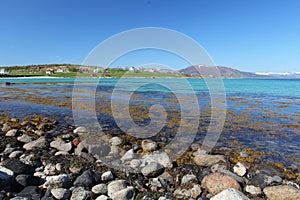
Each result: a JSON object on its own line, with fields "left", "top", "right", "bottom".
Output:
{"left": 0, "top": 114, "right": 299, "bottom": 199}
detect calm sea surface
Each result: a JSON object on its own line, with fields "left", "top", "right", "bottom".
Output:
{"left": 0, "top": 78, "right": 299, "bottom": 167}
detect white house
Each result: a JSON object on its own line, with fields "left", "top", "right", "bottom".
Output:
{"left": 46, "top": 68, "right": 54, "bottom": 75}
{"left": 0, "top": 68, "right": 8, "bottom": 74}
{"left": 56, "top": 68, "right": 64, "bottom": 73}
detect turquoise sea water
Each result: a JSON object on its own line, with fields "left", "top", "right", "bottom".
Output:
{"left": 0, "top": 78, "right": 299, "bottom": 167}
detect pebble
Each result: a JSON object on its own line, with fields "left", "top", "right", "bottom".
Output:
{"left": 194, "top": 154, "right": 226, "bottom": 167}
{"left": 18, "top": 186, "right": 43, "bottom": 200}
{"left": 44, "top": 164, "right": 56, "bottom": 175}
{"left": 233, "top": 162, "right": 247, "bottom": 176}
{"left": 16, "top": 174, "right": 40, "bottom": 187}
{"left": 263, "top": 185, "right": 300, "bottom": 200}
{"left": 42, "top": 174, "right": 71, "bottom": 189}
{"left": 141, "top": 162, "right": 164, "bottom": 177}
{"left": 73, "top": 169, "right": 100, "bottom": 188}
{"left": 201, "top": 172, "right": 241, "bottom": 195}
{"left": 211, "top": 162, "right": 227, "bottom": 172}
{"left": 50, "top": 139, "right": 72, "bottom": 152}
{"left": 245, "top": 185, "right": 262, "bottom": 195}
{"left": 111, "top": 186, "right": 135, "bottom": 200}
{"left": 51, "top": 188, "right": 70, "bottom": 200}
{"left": 141, "top": 152, "right": 173, "bottom": 169}
{"left": 92, "top": 183, "right": 108, "bottom": 194}
{"left": 141, "top": 139, "right": 158, "bottom": 152}
{"left": 73, "top": 127, "right": 88, "bottom": 135}
{"left": 95, "top": 195, "right": 109, "bottom": 200}
{"left": 110, "top": 136, "right": 123, "bottom": 146}
{"left": 173, "top": 184, "right": 202, "bottom": 199}
{"left": 6, "top": 129, "right": 18, "bottom": 137}
{"left": 130, "top": 159, "right": 141, "bottom": 168}
{"left": 210, "top": 188, "right": 250, "bottom": 200}
{"left": 23, "top": 137, "right": 48, "bottom": 150}
{"left": 0, "top": 166, "right": 14, "bottom": 188}
{"left": 9, "top": 150, "right": 23, "bottom": 159}
{"left": 2, "top": 123, "right": 11, "bottom": 133}
{"left": 2, "top": 159, "right": 33, "bottom": 174}
{"left": 107, "top": 180, "right": 127, "bottom": 197}
{"left": 121, "top": 149, "right": 136, "bottom": 162}
{"left": 17, "top": 134, "right": 32, "bottom": 143}
{"left": 101, "top": 171, "right": 114, "bottom": 181}
{"left": 181, "top": 174, "right": 197, "bottom": 186}
{"left": 71, "top": 187, "right": 91, "bottom": 200}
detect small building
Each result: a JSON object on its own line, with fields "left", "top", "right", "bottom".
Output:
{"left": 0, "top": 68, "right": 8, "bottom": 74}
{"left": 129, "top": 66, "right": 137, "bottom": 72}
{"left": 46, "top": 68, "right": 54, "bottom": 75}
{"left": 56, "top": 68, "right": 64, "bottom": 73}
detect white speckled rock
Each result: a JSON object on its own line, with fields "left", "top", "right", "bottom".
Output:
{"left": 51, "top": 188, "right": 70, "bottom": 199}
{"left": 23, "top": 137, "right": 48, "bottom": 150}
{"left": 245, "top": 185, "right": 262, "bottom": 195}
{"left": 233, "top": 162, "right": 247, "bottom": 177}
{"left": 263, "top": 185, "right": 300, "bottom": 200}
{"left": 50, "top": 139, "right": 72, "bottom": 152}
{"left": 141, "top": 139, "right": 157, "bottom": 152}
{"left": 107, "top": 180, "right": 127, "bottom": 198}
{"left": 17, "top": 134, "right": 32, "bottom": 143}
{"left": 110, "top": 137, "right": 123, "bottom": 146}
{"left": 181, "top": 174, "right": 197, "bottom": 186}
{"left": 111, "top": 186, "right": 135, "bottom": 200}
{"left": 210, "top": 188, "right": 250, "bottom": 200}
{"left": 92, "top": 183, "right": 107, "bottom": 194}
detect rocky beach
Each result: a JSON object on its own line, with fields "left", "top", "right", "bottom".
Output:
{"left": 1, "top": 115, "right": 299, "bottom": 200}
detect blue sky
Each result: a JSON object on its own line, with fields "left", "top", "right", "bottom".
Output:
{"left": 0, "top": 0, "right": 299, "bottom": 72}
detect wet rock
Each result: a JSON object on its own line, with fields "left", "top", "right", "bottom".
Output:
{"left": 181, "top": 174, "right": 197, "bottom": 186}
{"left": 23, "top": 137, "right": 48, "bottom": 150}
{"left": 141, "top": 140, "right": 157, "bottom": 152}
{"left": 0, "top": 166, "right": 14, "bottom": 189}
{"left": 250, "top": 172, "right": 269, "bottom": 188}
{"left": 266, "top": 175, "right": 282, "bottom": 184}
{"left": 51, "top": 188, "right": 70, "bottom": 200}
{"left": 263, "top": 185, "right": 300, "bottom": 200}
{"left": 141, "top": 152, "right": 173, "bottom": 169}
{"left": 239, "top": 151, "right": 249, "bottom": 158}
{"left": 101, "top": 171, "right": 114, "bottom": 181}
{"left": 73, "top": 127, "right": 88, "bottom": 135}
{"left": 42, "top": 174, "right": 71, "bottom": 189}
{"left": 71, "top": 187, "right": 92, "bottom": 200}
{"left": 16, "top": 174, "right": 40, "bottom": 187}
{"left": 9, "top": 150, "right": 23, "bottom": 159}
{"left": 210, "top": 188, "right": 250, "bottom": 200}
{"left": 6, "top": 129, "right": 18, "bottom": 137}
{"left": 2, "top": 123, "right": 11, "bottom": 133}
{"left": 110, "top": 137, "right": 123, "bottom": 146}
{"left": 50, "top": 139, "right": 72, "bottom": 152}
{"left": 2, "top": 159, "right": 34, "bottom": 175}
{"left": 95, "top": 195, "right": 109, "bottom": 200}
{"left": 233, "top": 162, "right": 247, "bottom": 176}
{"left": 111, "top": 186, "right": 135, "bottom": 200}
{"left": 141, "top": 162, "right": 164, "bottom": 177}
{"left": 121, "top": 149, "right": 136, "bottom": 162}
{"left": 107, "top": 180, "right": 127, "bottom": 197}
{"left": 92, "top": 183, "right": 107, "bottom": 194}
{"left": 18, "top": 186, "right": 44, "bottom": 200}
{"left": 245, "top": 185, "right": 262, "bottom": 195}
{"left": 84, "top": 141, "right": 110, "bottom": 160}
{"left": 73, "top": 169, "right": 100, "bottom": 188}
{"left": 173, "top": 184, "right": 202, "bottom": 199}
{"left": 201, "top": 172, "right": 241, "bottom": 195}
{"left": 194, "top": 154, "right": 226, "bottom": 167}
{"left": 17, "top": 135, "right": 32, "bottom": 143}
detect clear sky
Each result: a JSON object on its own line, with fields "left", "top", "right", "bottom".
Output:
{"left": 0, "top": 0, "right": 299, "bottom": 72}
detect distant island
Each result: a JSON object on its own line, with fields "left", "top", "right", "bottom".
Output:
{"left": 0, "top": 64, "right": 298, "bottom": 79}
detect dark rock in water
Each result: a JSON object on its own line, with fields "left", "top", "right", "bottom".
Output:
{"left": 73, "top": 169, "right": 100, "bottom": 188}
{"left": 18, "top": 186, "right": 44, "bottom": 200}
{"left": 250, "top": 172, "right": 269, "bottom": 188}
{"left": 2, "top": 159, "right": 34, "bottom": 175}
{"left": 16, "top": 174, "right": 40, "bottom": 187}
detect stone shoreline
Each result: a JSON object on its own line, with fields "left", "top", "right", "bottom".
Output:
{"left": 0, "top": 115, "right": 299, "bottom": 200}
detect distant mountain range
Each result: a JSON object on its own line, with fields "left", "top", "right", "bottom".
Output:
{"left": 179, "top": 65, "right": 263, "bottom": 78}
{"left": 178, "top": 65, "right": 300, "bottom": 79}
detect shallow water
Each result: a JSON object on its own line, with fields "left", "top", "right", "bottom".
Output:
{"left": 0, "top": 78, "right": 299, "bottom": 168}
